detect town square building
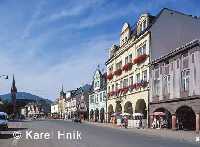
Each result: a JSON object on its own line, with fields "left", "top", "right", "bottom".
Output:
{"left": 65, "top": 84, "right": 92, "bottom": 120}
{"left": 106, "top": 14, "right": 150, "bottom": 124}
{"left": 105, "top": 8, "right": 200, "bottom": 126}
{"left": 89, "top": 67, "right": 107, "bottom": 122}
{"left": 149, "top": 40, "right": 200, "bottom": 132}
{"left": 51, "top": 101, "right": 59, "bottom": 118}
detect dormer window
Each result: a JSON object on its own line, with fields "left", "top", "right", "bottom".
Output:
{"left": 137, "top": 14, "right": 149, "bottom": 34}
{"left": 120, "top": 22, "right": 131, "bottom": 46}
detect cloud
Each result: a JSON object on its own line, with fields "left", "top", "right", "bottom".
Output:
{"left": 21, "top": 0, "right": 46, "bottom": 39}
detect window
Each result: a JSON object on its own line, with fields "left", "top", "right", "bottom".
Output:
{"left": 115, "top": 83, "right": 119, "bottom": 90}
{"left": 182, "top": 56, "right": 189, "bottom": 69}
{"left": 90, "top": 95, "right": 94, "bottom": 104}
{"left": 103, "top": 92, "right": 106, "bottom": 101}
{"left": 181, "top": 69, "right": 190, "bottom": 92}
{"left": 120, "top": 80, "right": 123, "bottom": 88}
{"left": 96, "top": 94, "right": 99, "bottom": 103}
{"left": 116, "top": 61, "right": 122, "bottom": 70}
{"left": 123, "top": 78, "right": 128, "bottom": 87}
{"left": 125, "top": 56, "right": 129, "bottom": 64}
{"left": 171, "top": 62, "right": 173, "bottom": 71}
{"left": 142, "top": 70, "right": 147, "bottom": 81}
{"left": 136, "top": 73, "right": 140, "bottom": 83}
{"left": 108, "top": 86, "right": 110, "bottom": 93}
{"left": 112, "top": 84, "right": 114, "bottom": 91}
{"left": 137, "top": 43, "right": 146, "bottom": 56}
{"left": 164, "top": 64, "right": 169, "bottom": 75}
{"left": 129, "top": 54, "right": 132, "bottom": 62}
{"left": 155, "top": 69, "right": 159, "bottom": 79}
{"left": 163, "top": 75, "right": 170, "bottom": 96}
{"left": 100, "top": 93, "right": 103, "bottom": 102}
{"left": 192, "top": 53, "right": 195, "bottom": 63}
{"left": 143, "top": 20, "right": 147, "bottom": 30}
{"left": 129, "top": 76, "right": 133, "bottom": 85}
{"left": 154, "top": 79, "right": 160, "bottom": 96}
{"left": 177, "top": 59, "right": 179, "bottom": 68}
{"left": 109, "top": 65, "right": 113, "bottom": 73}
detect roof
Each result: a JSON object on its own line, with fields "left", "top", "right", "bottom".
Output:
{"left": 106, "top": 8, "right": 199, "bottom": 64}
{"left": 151, "top": 39, "right": 200, "bottom": 65}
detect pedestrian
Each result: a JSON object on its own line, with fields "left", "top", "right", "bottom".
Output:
{"left": 124, "top": 117, "right": 128, "bottom": 129}
{"left": 139, "top": 118, "right": 143, "bottom": 129}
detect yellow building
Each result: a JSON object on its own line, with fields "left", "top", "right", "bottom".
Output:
{"left": 106, "top": 14, "right": 152, "bottom": 124}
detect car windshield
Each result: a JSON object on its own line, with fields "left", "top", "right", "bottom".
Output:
{"left": 0, "top": 115, "right": 6, "bottom": 120}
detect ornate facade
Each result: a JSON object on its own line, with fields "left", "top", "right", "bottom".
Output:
{"left": 106, "top": 14, "right": 151, "bottom": 123}
{"left": 89, "top": 68, "right": 107, "bottom": 122}
{"left": 150, "top": 40, "right": 200, "bottom": 132}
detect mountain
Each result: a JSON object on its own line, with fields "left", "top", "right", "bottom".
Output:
{"left": 0, "top": 92, "right": 52, "bottom": 105}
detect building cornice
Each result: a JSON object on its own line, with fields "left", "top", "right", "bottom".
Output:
{"left": 151, "top": 39, "right": 200, "bottom": 65}
{"left": 150, "top": 95, "right": 200, "bottom": 105}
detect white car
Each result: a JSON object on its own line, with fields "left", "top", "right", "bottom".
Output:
{"left": 0, "top": 112, "right": 8, "bottom": 130}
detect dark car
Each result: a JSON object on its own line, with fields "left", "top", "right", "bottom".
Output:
{"left": 72, "top": 117, "right": 81, "bottom": 123}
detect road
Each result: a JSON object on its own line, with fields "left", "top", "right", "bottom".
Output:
{"left": 0, "top": 120, "right": 199, "bottom": 147}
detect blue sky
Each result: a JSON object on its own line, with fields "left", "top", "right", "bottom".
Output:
{"left": 0, "top": 0, "right": 199, "bottom": 100}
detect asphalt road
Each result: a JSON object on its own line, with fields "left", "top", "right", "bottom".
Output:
{"left": 0, "top": 120, "right": 199, "bottom": 147}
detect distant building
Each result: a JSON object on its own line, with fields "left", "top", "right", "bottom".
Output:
{"left": 66, "top": 84, "right": 92, "bottom": 120}
{"left": 149, "top": 40, "right": 200, "bottom": 132}
{"left": 64, "top": 90, "right": 76, "bottom": 119}
{"left": 22, "top": 102, "right": 49, "bottom": 118}
{"left": 51, "top": 101, "right": 59, "bottom": 118}
{"left": 89, "top": 67, "right": 107, "bottom": 122}
{"left": 57, "top": 85, "right": 66, "bottom": 118}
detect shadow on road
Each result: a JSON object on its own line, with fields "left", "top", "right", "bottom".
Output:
{"left": 0, "top": 133, "right": 13, "bottom": 139}
{"left": 5, "top": 128, "right": 27, "bottom": 131}
{"left": 0, "top": 128, "right": 27, "bottom": 139}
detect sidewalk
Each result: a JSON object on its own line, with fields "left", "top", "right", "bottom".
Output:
{"left": 84, "top": 121, "right": 199, "bottom": 144}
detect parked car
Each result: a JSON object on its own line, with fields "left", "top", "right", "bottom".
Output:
{"left": 0, "top": 112, "right": 8, "bottom": 130}
{"left": 72, "top": 117, "right": 81, "bottom": 123}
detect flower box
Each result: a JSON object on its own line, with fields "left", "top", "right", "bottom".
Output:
{"left": 108, "top": 91, "right": 116, "bottom": 97}
{"left": 114, "top": 69, "right": 122, "bottom": 76}
{"left": 133, "top": 54, "right": 148, "bottom": 64}
{"left": 141, "top": 80, "right": 148, "bottom": 88}
{"left": 122, "top": 63, "right": 133, "bottom": 71}
{"left": 121, "top": 87, "right": 129, "bottom": 94}
{"left": 107, "top": 73, "right": 113, "bottom": 80}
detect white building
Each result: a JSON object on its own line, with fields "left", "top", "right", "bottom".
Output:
{"left": 89, "top": 68, "right": 107, "bottom": 122}
{"left": 51, "top": 101, "right": 59, "bottom": 118}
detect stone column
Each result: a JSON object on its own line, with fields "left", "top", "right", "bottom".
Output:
{"left": 172, "top": 114, "right": 176, "bottom": 130}
{"left": 149, "top": 115, "right": 154, "bottom": 128}
{"left": 196, "top": 113, "right": 200, "bottom": 133}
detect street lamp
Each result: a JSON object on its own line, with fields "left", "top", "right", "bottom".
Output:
{"left": 0, "top": 75, "right": 8, "bottom": 80}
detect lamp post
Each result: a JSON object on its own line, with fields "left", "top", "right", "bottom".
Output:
{"left": 0, "top": 75, "right": 8, "bottom": 112}
{"left": 0, "top": 75, "right": 8, "bottom": 80}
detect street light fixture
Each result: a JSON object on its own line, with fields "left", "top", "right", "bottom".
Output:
{"left": 0, "top": 75, "right": 8, "bottom": 80}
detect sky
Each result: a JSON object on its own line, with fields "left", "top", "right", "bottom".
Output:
{"left": 0, "top": 0, "right": 200, "bottom": 100}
